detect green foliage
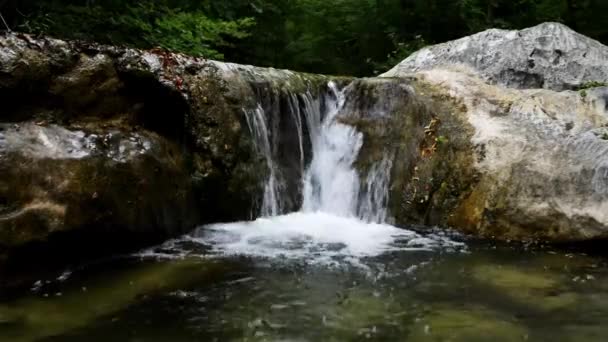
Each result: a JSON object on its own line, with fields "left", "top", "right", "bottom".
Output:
{"left": 372, "top": 35, "right": 427, "bottom": 74}
{"left": 576, "top": 81, "right": 608, "bottom": 91}
{"left": 2, "top": 0, "right": 608, "bottom": 76}
{"left": 576, "top": 81, "right": 607, "bottom": 98}
{"left": 13, "top": 1, "right": 253, "bottom": 59}
{"left": 144, "top": 10, "right": 253, "bottom": 59}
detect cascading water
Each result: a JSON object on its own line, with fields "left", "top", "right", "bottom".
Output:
{"left": 358, "top": 156, "right": 394, "bottom": 223}
{"left": 301, "top": 82, "right": 364, "bottom": 217}
{"left": 169, "top": 80, "right": 463, "bottom": 264}
{"left": 243, "top": 105, "right": 281, "bottom": 217}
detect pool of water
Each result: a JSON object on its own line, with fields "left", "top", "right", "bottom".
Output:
{"left": 2, "top": 216, "right": 608, "bottom": 341}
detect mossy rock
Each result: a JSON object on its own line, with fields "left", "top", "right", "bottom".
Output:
{"left": 471, "top": 264, "right": 580, "bottom": 311}
{"left": 0, "top": 258, "right": 226, "bottom": 342}
{"left": 407, "top": 306, "right": 528, "bottom": 342}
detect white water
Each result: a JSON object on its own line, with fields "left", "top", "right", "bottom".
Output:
{"left": 194, "top": 212, "right": 464, "bottom": 265}
{"left": 173, "top": 81, "right": 463, "bottom": 263}
{"left": 243, "top": 105, "right": 281, "bottom": 217}
{"left": 302, "top": 82, "right": 364, "bottom": 217}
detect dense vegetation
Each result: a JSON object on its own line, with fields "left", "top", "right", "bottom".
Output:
{"left": 1, "top": 0, "right": 608, "bottom": 76}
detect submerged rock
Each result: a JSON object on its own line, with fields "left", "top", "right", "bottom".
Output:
{"left": 471, "top": 264, "right": 580, "bottom": 311}
{"left": 407, "top": 306, "right": 528, "bottom": 342}
{"left": 0, "top": 258, "right": 220, "bottom": 342}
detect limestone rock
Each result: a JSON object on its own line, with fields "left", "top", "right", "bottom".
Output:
{"left": 0, "top": 32, "right": 333, "bottom": 266}
{"left": 413, "top": 68, "right": 608, "bottom": 241}
{"left": 383, "top": 22, "right": 608, "bottom": 91}
{"left": 353, "top": 68, "right": 608, "bottom": 241}
{"left": 378, "top": 23, "right": 608, "bottom": 241}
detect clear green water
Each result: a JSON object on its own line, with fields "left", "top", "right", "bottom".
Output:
{"left": 2, "top": 239, "right": 608, "bottom": 341}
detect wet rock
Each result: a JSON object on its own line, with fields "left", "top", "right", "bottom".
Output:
{"left": 0, "top": 258, "right": 216, "bottom": 342}
{"left": 383, "top": 22, "right": 608, "bottom": 91}
{"left": 337, "top": 77, "right": 478, "bottom": 232}
{"left": 408, "top": 306, "right": 528, "bottom": 342}
{"left": 471, "top": 264, "right": 579, "bottom": 311}
{"left": 0, "top": 122, "right": 198, "bottom": 253}
{"left": 378, "top": 23, "right": 608, "bottom": 242}
{"left": 0, "top": 32, "right": 335, "bottom": 269}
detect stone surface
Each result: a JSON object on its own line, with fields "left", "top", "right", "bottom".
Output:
{"left": 407, "top": 306, "right": 528, "bottom": 342}
{"left": 0, "top": 123, "right": 197, "bottom": 250}
{"left": 414, "top": 68, "right": 608, "bottom": 241}
{"left": 0, "top": 32, "right": 334, "bottom": 267}
{"left": 3, "top": 21, "right": 608, "bottom": 266}
{"left": 356, "top": 69, "right": 608, "bottom": 242}
{"left": 383, "top": 22, "right": 608, "bottom": 91}
{"left": 376, "top": 23, "right": 608, "bottom": 242}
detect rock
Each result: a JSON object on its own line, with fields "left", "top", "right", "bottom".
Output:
{"left": 3, "top": 20, "right": 608, "bottom": 265}
{"left": 375, "top": 23, "right": 608, "bottom": 242}
{"left": 0, "top": 32, "right": 334, "bottom": 269}
{"left": 383, "top": 22, "right": 608, "bottom": 91}
{"left": 0, "top": 258, "right": 221, "bottom": 342}
{"left": 0, "top": 123, "right": 197, "bottom": 251}
{"left": 407, "top": 306, "right": 528, "bottom": 342}
{"left": 471, "top": 264, "right": 579, "bottom": 311}
{"left": 414, "top": 68, "right": 608, "bottom": 241}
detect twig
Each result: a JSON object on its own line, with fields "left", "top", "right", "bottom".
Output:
{"left": 0, "top": 11, "right": 10, "bottom": 32}
{"left": 16, "top": 8, "right": 29, "bottom": 18}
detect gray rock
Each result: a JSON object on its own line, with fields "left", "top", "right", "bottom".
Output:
{"left": 382, "top": 22, "right": 608, "bottom": 91}
{"left": 0, "top": 32, "right": 337, "bottom": 267}
{"left": 0, "top": 122, "right": 199, "bottom": 250}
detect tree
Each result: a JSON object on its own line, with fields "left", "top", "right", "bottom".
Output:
{"left": 2, "top": 0, "right": 608, "bottom": 76}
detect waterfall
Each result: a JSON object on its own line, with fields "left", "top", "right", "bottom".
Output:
{"left": 358, "top": 156, "right": 394, "bottom": 223}
{"left": 180, "top": 80, "right": 464, "bottom": 265}
{"left": 243, "top": 105, "right": 281, "bottom": 217}
{"left": 301, "top": 82, "right": 364, "bottom": 217}
{"left": 245, "top": 81, "right": 393, "bottom": 222}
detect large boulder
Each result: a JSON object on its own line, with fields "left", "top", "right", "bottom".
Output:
{"left": 383, "top": 22, "right": 608, "bottom": 91}
{"left": 0, "top": 123, "right": 198, "bottom": 253}
{"left": 376, "top": 23, "right": 608, "bottom": 242}
{"left": 0, "top": 32, "right": 333, "bottom": 267}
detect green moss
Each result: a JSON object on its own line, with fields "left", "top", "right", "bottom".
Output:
{"left": 472, "top": 264, "right": 580, "bottom": 311}
{"left": 576, "top": 81, "right": 608, "bottom": 91}
{"left": 0, "top": 258, "right": 223, "bottom": 342}
{"left": 408, "top": 306, "right": 528, "bottom": 342}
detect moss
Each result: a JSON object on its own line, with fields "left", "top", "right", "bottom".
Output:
{"left": 388, "top": 78, "right": 478, "bottom": 228}
{"left": 575, "top": 81, "right": 608, "bottom": 91}
{"left": 471, "top": 264, "right": 579, "bottom": 311}
{"left": 408, "top": 306, "right": 528, "bottom": 342}
{"left": 0, "top": 258, "right": 225, "bottom": 342}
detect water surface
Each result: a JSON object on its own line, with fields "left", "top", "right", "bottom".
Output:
{"left": 2, "top": 215, "right": 608, "bottom": 341}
